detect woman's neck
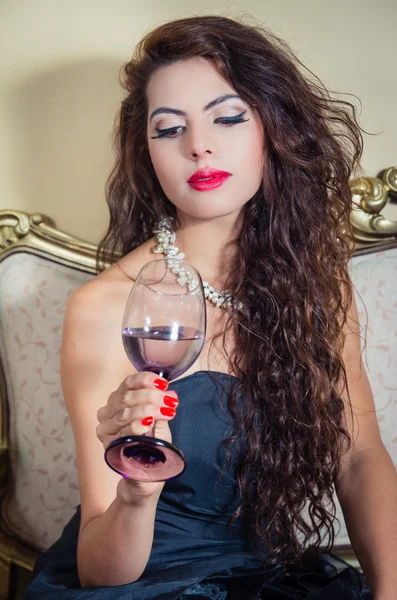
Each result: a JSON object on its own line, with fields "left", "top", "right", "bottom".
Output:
{"left": 175, "top": 212, "right": 240, "bottom": 288}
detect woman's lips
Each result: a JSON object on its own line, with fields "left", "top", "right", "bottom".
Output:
{"left": 188, "top": 176, "right": 230, "bottom": 191}
{"left": 187, "top": 169, "right": 232, "bottom": 191}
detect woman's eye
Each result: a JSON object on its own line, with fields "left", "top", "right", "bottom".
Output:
{"left": 214, "top": 110, "right": 249, "bottom": 126}
{"left": 150, "top": 110, "right": 249, "bottom": 140}
{"left": 151, "top": 126, "right": 185, "bottom": 139}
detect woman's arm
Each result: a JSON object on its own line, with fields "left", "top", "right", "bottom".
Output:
{"left": 77, "top": 480, "right": 161, "bottom": 587}
{"left": 335, "top": 293, "right": 397, "bottom": 599}
{"left": 61, "top": 279, "right": 163, "bottom": 587}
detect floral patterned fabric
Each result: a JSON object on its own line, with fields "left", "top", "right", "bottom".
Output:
{"left": 0, "top": 252, "right": 92, "bottom": 550}
{"left": 0, "top": 248, "right": 396, "bottom": 552}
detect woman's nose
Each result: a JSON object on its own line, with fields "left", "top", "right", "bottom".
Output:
{"left": 191, "top": 147, "right": 212, "bottom": 159}
{"left": 186, "top": 125, "right": 216, "bottom": 159}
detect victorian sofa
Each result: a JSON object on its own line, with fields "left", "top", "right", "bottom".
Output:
{"left": 0, "top": 167, "right": 396, "bottom": 599}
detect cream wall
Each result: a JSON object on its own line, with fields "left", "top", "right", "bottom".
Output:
{"left": 1, "top": 0, "right": 396, "bottom": 244}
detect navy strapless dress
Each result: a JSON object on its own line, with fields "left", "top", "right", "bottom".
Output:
{"left": 25, "top": 372, "right": 372, "bottom": 599}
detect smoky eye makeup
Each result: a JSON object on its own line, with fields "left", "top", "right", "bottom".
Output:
{"left": 214, "top": 109, "right": 249, "bottom": 124}
{"left": 150, "top": 125, "right": 184, "bottom": 139}
{"left": 150, "top": 109, "right": 250, "bottom": 140}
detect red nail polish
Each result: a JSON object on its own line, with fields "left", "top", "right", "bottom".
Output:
{"left": 141, "top": 416, "right": 154, "bottom": 427}
{"left": 160, "top": 406, "right": 176, "bottom": 417}
{"left": 163, "top": 395, "right": 179, "bottom": 408}
{"left": 153, "top": 378, "right": 168, "bottom": 391}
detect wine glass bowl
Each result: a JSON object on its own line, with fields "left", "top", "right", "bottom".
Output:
{"left": 104, "top": 258, "right": 206, "bottom": 482}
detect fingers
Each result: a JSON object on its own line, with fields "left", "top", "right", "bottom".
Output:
{"left": 97, "top": 387, "right": 178, "bottom": 423}
{"left": 97, "top": 372, "right": 169, "bottom": 422}
{"left": 121, "top": 372, "right": 169, "bottom": 394}
{"left": 96, "top": 373, "right": 179, "bottom": 446}
{"left": 97, "top": 397, "right": 177, "bottom": 440}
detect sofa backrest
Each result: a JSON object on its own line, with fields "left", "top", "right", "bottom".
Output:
{"left": 0, "top": 210, "right": 96, "bottom": 553}
{"left": 0, "top": 252, "right": 92, "bottom": 550}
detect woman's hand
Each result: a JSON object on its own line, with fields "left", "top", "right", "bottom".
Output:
{"left": 96, "top": 372, "right": 178, "bottom": 501}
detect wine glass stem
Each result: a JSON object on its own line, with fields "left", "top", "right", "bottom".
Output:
{"left": 148, "top": 373, "right": 168, "bottom": 437}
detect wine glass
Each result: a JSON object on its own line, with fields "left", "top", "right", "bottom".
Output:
{"left": 104, "top": 258, "right": 206, "bottom": 482}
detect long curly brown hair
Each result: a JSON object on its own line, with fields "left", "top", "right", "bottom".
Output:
{"left": 98, "top": 15, "right": 364, "bottom": 567}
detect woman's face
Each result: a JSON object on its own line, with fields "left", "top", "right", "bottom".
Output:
{"left": 146, "top": 58, "right": 264, "bottom": 222}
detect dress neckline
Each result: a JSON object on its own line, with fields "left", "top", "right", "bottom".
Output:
{"left": 172, "top": 370, "right": 238, "bottom": 385}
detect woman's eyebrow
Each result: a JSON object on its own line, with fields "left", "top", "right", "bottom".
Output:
{"left": 149, "top": 94, "right": 242, "bottom": 122}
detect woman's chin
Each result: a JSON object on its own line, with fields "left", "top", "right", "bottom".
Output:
{"left": 174, "top": 200, "right": 247, "bottom": 223}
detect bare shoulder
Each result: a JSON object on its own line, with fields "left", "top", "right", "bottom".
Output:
{"left": 61, "top": 241, "right": 156, "bottom": 387}
{"left": 64, "top": 270, "right": 128, "bottom": 328}
{"left": 65, "top": 237, "right": 155, "bottom": 325}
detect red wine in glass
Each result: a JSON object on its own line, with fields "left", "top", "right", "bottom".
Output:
{"left": 104, "top": 258, "right": 206, "bottom": 482}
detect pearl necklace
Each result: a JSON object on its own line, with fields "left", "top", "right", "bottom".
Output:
{"left": 152, "top": 218, "right": 243, "bottom": 312}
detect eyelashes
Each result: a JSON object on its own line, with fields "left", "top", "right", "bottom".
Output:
{"left": 150, "top": 110, "right": 249, "bottom": 139}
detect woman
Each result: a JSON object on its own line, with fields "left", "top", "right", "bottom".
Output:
{"left": 26, "top": 15, "right": 397, "bottom": 600}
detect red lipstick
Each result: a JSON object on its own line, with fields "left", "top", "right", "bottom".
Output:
{"left": 187, "top": 168, "right": 232, "bottom": 191}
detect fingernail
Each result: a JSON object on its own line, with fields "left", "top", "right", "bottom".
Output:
{"left": 163, "top": 395, "right": 179, "bottom": 408}
{"left": 153, "top": 378, "right": 168, "bottom": 391}
{"left": 141, "top": 416, "right": 154, "bottom": 427}
{"left": 160, "top": 406, "right": 176, "bottom": 417}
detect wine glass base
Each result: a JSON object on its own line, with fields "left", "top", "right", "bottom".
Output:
{"left": 104, "top": 436, "right": 186, "bottom": 482}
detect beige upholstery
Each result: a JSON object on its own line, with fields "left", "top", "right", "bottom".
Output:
{"left": 0, "top": 253, "right": 92, "bottom": 550}
{"left": 0, "top": 210, "right": 96, "bottom": 598}
{"left": 0, "top": 201, "right": 396, "bottom": 596}
{"left": 332, "top": 246, "right": 397, "bottom": 547}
